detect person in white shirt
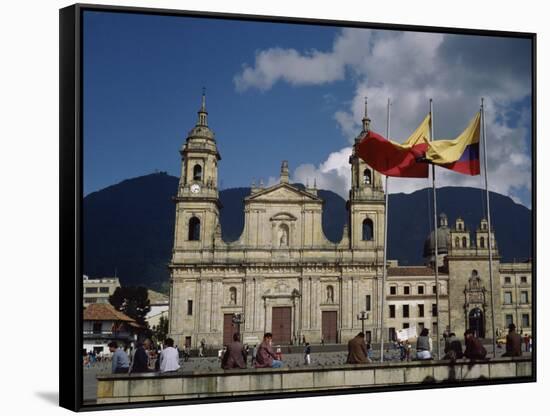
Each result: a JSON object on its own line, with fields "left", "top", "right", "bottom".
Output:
{"left": 159, "top": 338, "right": 180, "bottom": 373}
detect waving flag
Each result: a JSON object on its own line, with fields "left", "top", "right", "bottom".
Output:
{"left": 426, "top": 112, "right": 481, "bottom": 175}
{"left": 356, "top": 114, "right": 431, "bottom": 178}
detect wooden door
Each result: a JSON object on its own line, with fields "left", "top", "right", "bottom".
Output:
{"left": 322, "top": 311, "right": 338, "bottom": 343}
{"left": 271, "top": 307, "right": 292, "bottom": 345}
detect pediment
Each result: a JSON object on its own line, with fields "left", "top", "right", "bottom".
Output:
{"left": 246, "top": 183, "right": 321, "bottom": 202}
{"left": 270, "top": 212, "right": 297, "bottom": 221}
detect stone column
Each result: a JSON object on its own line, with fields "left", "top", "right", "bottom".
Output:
{"left": 199, "top": 278, "right": 207, "bottom": 332}
{"left": 302, "top": 277, "right": 310, "bottom": 330}
{"left": 245, "top": 277, "right": 254, "bottom": 331}
{"left": 206, "top": 279, "right": 213, "bottom": 332}
{"left": 312, "top": 277, "right": 320, "bottom": 329}
{"left": 256, "top": 278, "right": 264, "bottom": 331}
{"left": 211, "top": 278, "right": 222, "bottom": 332}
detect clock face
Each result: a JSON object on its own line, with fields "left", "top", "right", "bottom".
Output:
{"left": 190, "top": 184, "right": 201, "bottom": 194}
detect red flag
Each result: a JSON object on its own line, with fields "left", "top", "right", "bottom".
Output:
{"left": 356, "top": 130, "right": 429, "bottom": 178}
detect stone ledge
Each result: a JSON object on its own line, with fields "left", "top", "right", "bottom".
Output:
{"left": 97, "top": 357, "right": 532, "bottom": 403}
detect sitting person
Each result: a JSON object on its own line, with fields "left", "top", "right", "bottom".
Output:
{"left": 130, "top": 339, "right": 152, "bottom": 373}
{"left": 346, "top": 332, "right": 370, "bottom": 364}
{"left": 108, "top": 341, "right": 130, "bottom": 374}
{"left": 221, "top": 333, "right": 247, "bottom": 369}
{"left": 255, "top": 333, "right": 283, "bottom": 368}
{"left": 463, "top": 329, "right": 487, "bottom": 360}
{"left": 159, "top": 338, "right": 180, "bottom": 373}
{"left": 416, "top": 328, "right": 433, "bottom": 360}
{"left": 443, "top": 332, "right": 464, "bottom": 360}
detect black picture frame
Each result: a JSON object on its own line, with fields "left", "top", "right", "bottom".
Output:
{"left": 59, "top": 3, "right": 536, "bottom": 412}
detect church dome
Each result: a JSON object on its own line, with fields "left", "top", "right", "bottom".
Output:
{"left": 187, "top": 125, "right": 214, "bottom": 140}
{"left": 423, "top": 213, "right": 451, "bottom": 258}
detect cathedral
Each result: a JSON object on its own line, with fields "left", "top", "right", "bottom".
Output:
{"left": 168, "top": 94, "right": 532, "bottom": 348}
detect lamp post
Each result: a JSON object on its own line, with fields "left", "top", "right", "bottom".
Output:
{"left": 232, "top": 313, "right": 244, "bottom": 336}
{"left": 357, "top": 311, "right": 368, "bottom": 336}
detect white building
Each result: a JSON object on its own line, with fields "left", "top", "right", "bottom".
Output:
{"left": 83, "top": 303, "right": 138, "bottom": 355}
{"left": 83, "top": 275, "right": 120, "bottom": 307}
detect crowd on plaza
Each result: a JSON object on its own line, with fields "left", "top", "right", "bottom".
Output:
{"left": 90, "top": 322, "right": 531, "bottom": 374}
{"left": 390, "top": 323, "right": 531, "bottom": 363}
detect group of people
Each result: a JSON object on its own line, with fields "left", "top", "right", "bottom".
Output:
{"left": 108, "top": 337, "right": 181, "bottom": 374}
{"left": 346, "top": 323, "right": 527, "bottom": 365}
{"left": 220, "top": 332, "right": 284, "bottom": 370}
{"left": 105, "top": 323, "right": 528, "bottom": 374}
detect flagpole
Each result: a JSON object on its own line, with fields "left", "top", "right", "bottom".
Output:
{"left": 380, "top": 98, "right": 390, "bottom": 363}
{"left": 481, "top": 97, "right": 497, "bottom": 358}
{"left": 430, "top": 98, "right": 441, "bottom": 360}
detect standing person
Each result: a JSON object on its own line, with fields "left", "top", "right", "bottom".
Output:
{"left": 443, "top": 332, "right": 464, "bottom": 360}
{"left": 159, "top": 338, "right": 180, "bottom": 373}
{"left": 108, "top": 341, "right": 130, "bottom": 374}
{"left": 463, "top": 329, "right": 487, "bottom": 360}
{"left": 255, "top": 333, "right": 283, "bottom": 368}
{"left": 221, "top": 333, "right": 247, "bottom": 369}
{"left": 398, "top": 341, "right": 406, "bottom": 361}
{"left": 198, "top": 339, "right": 204, "bottom": 358}
{"left": 182, "top": 344, "right": 190, "bottom": 362}
{"left": 302, "top": 335, "right": 306, "bottom": 346}
{"left": 251, "top": 344, "right": 257, "bottom": 367}
{"left": 130, "top": 339, "right": 151, "bottom": 373}
{"left": 503, "top": 323, "right": 522, "bottom": 357}
{"left": 366, "top": 341, "right": 373, "bottom": 361}
{"left": 275, "top": 345, "right": 282, "bottom": 361}
{"left": 523, "top": 333, "right": 530, "bottom": 353}
{"left": 416, "top": 328, "right": 433, "bottom": 360}
{"left": 304, "top": 342, "right": 311, "bottom": 365}
{"left": 346, "top": 332, "right": 369, "bottom": 364}
{"left": 153, "top": 346, "right": 161, "bottom": 372}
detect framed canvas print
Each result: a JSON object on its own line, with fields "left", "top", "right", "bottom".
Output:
{"left": 59, "top": 3, "right": 536, "bottom": 411}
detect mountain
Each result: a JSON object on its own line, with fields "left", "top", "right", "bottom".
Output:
{"left": 83, "top": 173, "right": 532, "bottom": 291}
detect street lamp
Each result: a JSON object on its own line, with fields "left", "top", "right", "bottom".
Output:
{"left": 232, "top": 313, "right": 244, "bottom": 336}
{"left": 357, "top": 311, "right": 369, "bottom": 335}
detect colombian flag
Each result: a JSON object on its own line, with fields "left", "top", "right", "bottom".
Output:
{"left": 426, "top": 112, "right": 481, "bottom": 175}
{"left": 357, "top": 114, "right": 431, "bottom": 178}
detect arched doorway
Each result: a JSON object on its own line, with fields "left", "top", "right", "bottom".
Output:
{"left": 468, "top": 308, "right": 485, "bottom": 338}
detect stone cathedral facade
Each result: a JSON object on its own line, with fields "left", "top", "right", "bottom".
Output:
{"left": 168, "top": 95, "right": 532, "bottom": 348}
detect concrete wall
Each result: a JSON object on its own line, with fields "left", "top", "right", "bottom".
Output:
{"left": 97, "top": 357, "right": 532, "bottom": 404}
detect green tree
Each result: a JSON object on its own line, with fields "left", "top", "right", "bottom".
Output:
{"left": 109, "top": 286, "right": 151, "bottom": 328}
{"left": 152, "top": 315, "right": 169, "bottom": 344}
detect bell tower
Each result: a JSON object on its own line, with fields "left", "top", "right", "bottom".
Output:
{"left": 347, "top": 97, "right": 385, "bottom": 250}
{"left": 173, "top": 91, "right": 222, "bottom": 251}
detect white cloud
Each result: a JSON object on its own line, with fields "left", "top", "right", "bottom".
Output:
{"left": 234, "top": 28, "right": 532, "bottom": 206}
{"left": 291, "top": 147, "right": 352, "bottom": 199}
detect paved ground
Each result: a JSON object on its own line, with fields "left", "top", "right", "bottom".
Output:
{"left": 83, "top": 342, "right": 531, "bottom": 403}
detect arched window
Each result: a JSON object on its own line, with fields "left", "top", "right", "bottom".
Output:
{"left": 326, "top": 285, "right": 334, "bottom": 303}
{"left": 229, "top": 287, "right": 237, "bottom": 305}
{"left": 458, "top": 223, "right": 463, "bottom": 231}
{"left": 462, "top": 236, "right": 468, "bottom": 248}
{"left": 363, "top": 169, "right": 372, "bottom": 185}
{"left": 455, "top": 237, "right": 460, "bottom": 247}
{"left": 480, "top": 236, "right": 485, "bottom": 248}
{"left": 193, "top": 164, "right": 202, "bottom": 181}
{"left": 188, "top": 217, "right": 201, "bottom": 241}
{"left": 362, "top": 218, "right": 374, "bottom": 241}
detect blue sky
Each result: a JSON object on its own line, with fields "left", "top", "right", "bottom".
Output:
{"left": 83, "top": 11, "right": 532, "bottom": 207}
